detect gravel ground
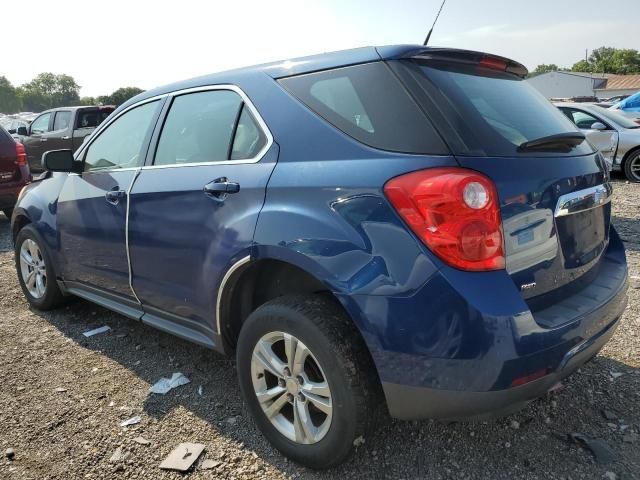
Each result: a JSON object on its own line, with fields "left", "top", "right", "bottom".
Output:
{"left": 0, "top": 175, "right": 639, "bottom": 480}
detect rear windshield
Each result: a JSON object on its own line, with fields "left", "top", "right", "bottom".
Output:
{"left": 395, "top": 60, "right": 595, "bottom": 157}
{"left": 76, "top": 108, "right": 114, "bottom": 129}
{"left": 278, "top": 62, "right": 448, "bottom": 155}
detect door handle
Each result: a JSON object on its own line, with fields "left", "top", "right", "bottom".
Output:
{"left": 61, "top": 136, "right": 70, "bottom": 140}
{"left": 40, "top": 138, "right": 48, "bottom": 142}
{"left": 105, "top": 189, "right": 126, "bottom": 205}
{"left": 203, "top": 178, "right": 240, "bottom": 198}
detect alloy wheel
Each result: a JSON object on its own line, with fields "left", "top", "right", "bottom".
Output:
{"left": 19, "top": 239, "right": 47, "bottom": 299}
{"left": 629, "top": 153, "right": 640, "bottom": 181}
{"left": 250, "top": 331, "right": 332, "bottom": 444}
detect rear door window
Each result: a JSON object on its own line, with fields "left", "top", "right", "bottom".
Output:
{"left": 154, "top": 89, "right": 267, "bottom": 165}
{"left": 278, "top": 62, "right": 448, "bottom": 154}
{"left": 53, "top": 111, "right": 72, "bottom": 131}
{"left": 395, "top": 60, "right": 595, "bottom": 157}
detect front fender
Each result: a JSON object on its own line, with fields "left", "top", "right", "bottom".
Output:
{"left": 12, "top": 173, "right": 68, "bottom": 273}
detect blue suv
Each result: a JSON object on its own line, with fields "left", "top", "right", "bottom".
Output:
{"left": 12, "top": 46, "right": 628, "bottom": 468}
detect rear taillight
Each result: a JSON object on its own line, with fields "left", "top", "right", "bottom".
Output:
{"left": 384, "top": 168, "right": 505, "bottom": 271}
{"left": 15, "top": 143, "right": 27, "bottom": 167}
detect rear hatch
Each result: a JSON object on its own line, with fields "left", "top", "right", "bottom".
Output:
{"left": 390, "top": 52, "right": 612, "bottom": 311}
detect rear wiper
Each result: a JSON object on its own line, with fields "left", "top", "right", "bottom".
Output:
{"left": 517, "top": 132, "right": 585, "bottom": 152}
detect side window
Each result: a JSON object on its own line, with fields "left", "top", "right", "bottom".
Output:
{"left": 77, "top": 111, "right": 99, "bottom": 129}
{"left": 53, "top": 111, "right": 72, "bottom": 131}
{"left": 84, "top": 101, "right": 160, "bottom": 172}
{"left": 30, "top": 113, "right": 51, "bottom": 134}
{"left": 278, "top": 62, "right": 448, "bottom": 154}
{"left": 155, "top": 90, "right": 264, "bottom": 166}
{"left": 231, "top": 105, "right": 267, "bottom": 160}
{"left": 570, "top": 110, "right": 601, "bottom": 129}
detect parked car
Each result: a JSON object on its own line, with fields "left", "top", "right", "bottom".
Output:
{"left": 610, "top": 91, "right": 640, "bottom": 114}
{"left": 18, "top": 106, "right": 114, "bottom": 172}
{"left": 0, "top": 125, "right": 30, "bottom": 218}
{"left": 11, "top": 46, "right": 628, "bottom": 468}
{"left": 556, "top": 102, "right": 640, "bottom": 181}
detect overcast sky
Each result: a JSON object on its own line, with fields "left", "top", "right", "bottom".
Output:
{"left": 4, "top": 0, "right": 639, "bottom": 97}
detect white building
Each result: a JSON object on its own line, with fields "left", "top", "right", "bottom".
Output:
{"left": 527, "top": 71, "right": 609, "bottom": 99}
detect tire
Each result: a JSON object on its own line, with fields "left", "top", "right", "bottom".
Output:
{"left": 2, "top": 208, "right": 13, "bottom": 219}
{"left": 236, "top": 294, "right": 381, "bottom": 469}
{"left": 623, "top": 150, "right": 640, "bottom": 182}
{"left": 15, "top": 224, "right": 65, "bottom": 310}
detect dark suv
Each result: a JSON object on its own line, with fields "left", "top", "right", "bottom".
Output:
{"left": 11, "top": 46, "right": 628, "bottom": 468}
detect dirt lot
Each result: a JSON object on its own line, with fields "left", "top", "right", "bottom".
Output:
{"left": 0, "top": 175, "right": 639, "bottom": 480}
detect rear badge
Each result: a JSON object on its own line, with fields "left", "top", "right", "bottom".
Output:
{"left": 520, "top": 282, "right": 537, "bottom": 291}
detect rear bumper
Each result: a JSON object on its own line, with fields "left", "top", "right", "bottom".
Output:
{"left": 346, "top": 228, "right": 628, "bottom": 421}
{"left": 382, "top": 310, "right": 621, "bottom": 420}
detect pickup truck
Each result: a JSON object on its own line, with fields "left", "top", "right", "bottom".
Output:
{"left": 11, "top": 106, "right": 114, "bottom": 172}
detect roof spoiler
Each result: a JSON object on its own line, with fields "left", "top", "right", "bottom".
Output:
{"left": 380, "top": 46, "right": 529, "bottom": 78}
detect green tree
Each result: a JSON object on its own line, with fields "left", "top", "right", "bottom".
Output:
{"left": 80, "top": 96, "right": 97, "bottom": 106}
{"left": 571, "top": 59, "right": 594, "bottom": 73}
{"left": 102, "top": 87, "right": 145, "bottom": 106}
{"left": 533, "top": 64, "right": 559, "bottom": 74}
{"left": 611, "top": 49, "right": 640, "bottom": 74}
{"left": 588, "top": 47, "right": 617, "bottom": 73}
{"left": 19, "top": 73, "right": 81, "bottom": 111}
{"left": 0, "top": 76, "right": 22, "bottom": 113}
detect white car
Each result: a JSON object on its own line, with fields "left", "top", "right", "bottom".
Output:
{"left": 555, "top": 103, "right": 640, "bottom": 182}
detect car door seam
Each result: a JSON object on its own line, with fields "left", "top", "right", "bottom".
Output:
{"left": 126, "top": 167, "right": 143, "bottom": 305}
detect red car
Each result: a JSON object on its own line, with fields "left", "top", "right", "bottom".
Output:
{"left": 0, "top": 125, "right": 30, "bottom": 219}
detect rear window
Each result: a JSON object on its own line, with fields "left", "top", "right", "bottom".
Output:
{"left": 395, "top": 60, "right": 595, "bottom": 157}
{"left": 76, "top": 108, "right": 113, "bottom": 129}
{"left": 278, "top": 62, "right": 448, "bottom": 155}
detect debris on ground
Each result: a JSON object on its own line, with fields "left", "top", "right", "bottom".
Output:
{"left": 120, "top": 416, "right": 141, "bottom": 427}
{"left": 149, "top": 372, "right": 190, "bottom": 395}
{"left": 200, "top": 459, "right": 222, "bottom": 470}
{"left": 54, "top": 387, "right": 67, "bottom": 393}
{"left": 133, "top": 436, "right": 151, "bottom": 446}
{"left": 5, "top": 448, "right": 15, "bottom": 460}
{"left": 109, "top": 447, "right": 129, "bottom": 463}
{"left": 198, "top": 385, "right": 203, "bottom": 396}
{"left": 159, "top": 443, "right": 205, "bottom": 471}
{"left": 353, "top": 436, "right": 365, "bottom": 447}
{"left": 568, "top": 433, "right": 616, "bottom": 465}
{"left": 623, "top": 433, "right": 638, "bottom": 443}
{"left": 602, "top": 409, "right": 618, "bottom": 421}
{"left": 603, "top": 472, "right": 617, "bottom": 480}
{"left": 82, "top": 326, "right": 111, "bottom": 337}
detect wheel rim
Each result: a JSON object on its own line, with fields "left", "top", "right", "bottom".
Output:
{"left": 629, "top": 154, "right": 640, "bottom": 181}
{"left": 19, "top": 239, "right": 47, "bottom": 299}
{"left": 250, "top": 331, "right": 333, "bottom": 444}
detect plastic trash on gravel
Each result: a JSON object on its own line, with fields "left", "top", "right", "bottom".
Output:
{"left": 120, "top": 416, "right": 141, "bottom": 427}
{"left": 149, "top": 373, "right": 190, "bottom": 395}
{"left": 82, "top": 326, "right": 111, "bottom": 337}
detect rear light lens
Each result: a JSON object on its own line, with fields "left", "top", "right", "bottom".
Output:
{"left": 15, "top": 142, "right": 27, "bottom": 167}
{"left": 384, "top": 168, "right": 505, "bottom": 271}
{"left": 478, "top": 56, "right": 508, "bottom": 72}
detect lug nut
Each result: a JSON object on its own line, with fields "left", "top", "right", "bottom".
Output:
{"left": 296, "top": 375, "right": 304, "bottom": 384}
{"left": 278, "top": 378, "right": 285, "bottom": 387}
{"left": 298, "top": 393, "right": 305, "bottom": 402}
{"left": 287, "top": 393, "right": 294, "bottom": 402}
{"left": 283, "top": 367, "right": 291, "bottom": 377}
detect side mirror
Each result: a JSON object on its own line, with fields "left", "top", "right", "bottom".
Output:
{"left": 7, "top": 128, "right": 16, "bottom": 134}
{"left": 590, "top": 122, "right": 607, "bottom": 131}
{"left": 17, "top": 126, "right": 28, "bottom": 136}
{"left": 43, "top": 149, "right": 75, "bottom": 172}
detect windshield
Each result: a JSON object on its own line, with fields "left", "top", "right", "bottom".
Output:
{"left": 594, "top": 105, "right": 640, "bottom": 129}
{"left": 396, "top": 60, "right": 595, "bottom": 157}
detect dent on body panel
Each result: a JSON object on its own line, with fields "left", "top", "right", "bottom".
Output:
{"left": 256, "top": 187, "right": 438, "bottom": 297}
